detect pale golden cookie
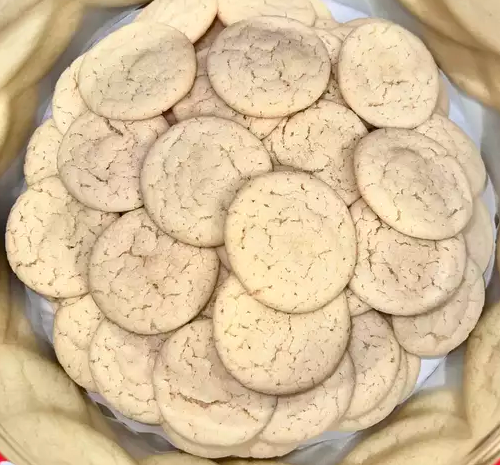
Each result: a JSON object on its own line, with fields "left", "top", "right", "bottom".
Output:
{"left": 401, "top": 353, "right": 421, "bottom": 400}
{"left": 207, "top": 16, "right": 331, "bottom": 118}
{"left": 346, "top": 289, "right": 371, "bottom": 317}
{"left": 140, "top": 452, "right": 217, "bottom": 465}
{"left": 195, "top": 18, "right": 225, "bottom": 51}
{"left": 89, "top": 209, "right": 219, "bottom": 334}
{"left": 314, "top": 18, "right": 340, "bottom": 31}
{"left": 213, "top": 275, "right": 351, "bottom": 395}
{"left": 355, "top": 128, "right": 473, "bottom": 240}
{"left": 349, "top": 199, "right": 467, "bottom": 316}
{"left": 199, "top": 265, "right": 230, "bottom": 318}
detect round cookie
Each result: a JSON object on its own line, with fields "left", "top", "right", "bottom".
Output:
{"left": 346, "top": 289, "right": 371, "bottom": 317}
{"left": 24, "top": 118, "right": 62, "bottom": 185}
{"left": 225, "top": 172, "right": 356, "bottom": 313}
{"left": 263, "top": 100, "right": 367, "bottom": 206}
{"left": 154, "top": 320, "right": 276, "bottom": 446}
{"left": 435, "top": 76, "right": 450, "bottom": 116}
{"left": 341, "top": 311, "right": 401, "bottom": 420}
{"left": 78, "top": 22, "right": 196, "bottom": 120}
{"left": 338, "top": 23, "right": 439, "bottom": 128}
{"left": 141, "top": 116, "right": 272, "bottom": 247}
{"left": 401, "top": 353, "right": 421, "bottom": 401}
{"left": 52, "top": 55, "right": 87, "bottom": 134}
{"left": 315, "top": 18, "right": 340, "bottom": 31}
{"left": 392, "top": 258, "right": 485, "bottom": 357}
{"left": 136, "top": 0, "right": 217, "bottom": 43}
{"left": 89, "top": 208, "right": 219, "bottom": 334}
{"left": 53, "top": 294, "right": 104, "bottom": 391}
{"left": 216, "top": 0, "right": 316, "bottom": 26}
{"left": 58, "top": 111, "right": 169, "bottom": 212}
{"left": 260, "top": 353, "right": 355, "bottom": 444}
{"left": 213, "top": 275, "right": 351, "bottom": 395}
{"left": 348, "top": 199, "right": 467, "bottom": 316}
{"left": 207, "top": 17, "right": 331, "bottom": 118}
{"left": 195, "top": 18, "right": 225, "bottom": 51}
{"left": 216, "top": 246, "right": 232, "bottom": 271}
{"left": 6, "top": 177, "right": 118, "bottom": 298}
{"left": 355, "top": 128, "right": 473, "bottom": 240}
{"left": 463, "top": 198, "right": 494, "bottom": 274}
{"left": 199, "top": 265, "right": 230, "bottom": 318}
{"left": 89, "top": 319, "right": 168, "bottom": 424}
{"left": 141, "top": 452, "right": 217, "bottom": 465}
{"left": 416, "top": 114, "right": 486, "bottom": 197}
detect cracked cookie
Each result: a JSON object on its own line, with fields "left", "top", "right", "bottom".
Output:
{"left": 6, "top": 176, "right": 118, "bottom": 298}
{"left": 338, "top": 23, "right": 439, "bottom": 128}
{"left": 355, "top": 128, "right": 473, "bottom": 240}
{"left": 225, "top": 171, "right": 356, "bottom": 313}
{"left": 154, "top": 320, "right": 276, "bottom": 446}
{"left": 392, "top": 258, "right": 485, "bottom": 357}
{"left": 213, "top": 275, "right": 351, "bottom": 395}
{"left": 89, "top": 318, "right": 168, "bottom": 424}
{"left": 78, "top": 22, "right": 196, "bottom": 120}
{"left": 141, "top": 116, "right": 272, "bottom": 247}
{"left": 89, "top": 208, "right": 219, "bottom": 334}
{"left": 348, "top": 199, "right": 467, "bottom": 316}
{"left": 207, "top": 16, "right": 331, "bottom": 118}
{"left": 58, "top": 111, "right": 169, "bottom": 213}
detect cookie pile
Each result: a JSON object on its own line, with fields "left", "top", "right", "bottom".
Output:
{"left": 5, "top": 0, "right": 494, "bottom": 459}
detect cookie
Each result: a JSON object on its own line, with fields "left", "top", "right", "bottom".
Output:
{"left": 401, "top": 353, "right": 421, "bottom": 401}
{"left": 89, "top": 208, "right": 218, "bottom": 334}
{"left": 463, "top": 198, "right": 494, "bottom": 273}
{"left": 263, "top": 100, "right": 367, "bottom": 206}
{"left": 199, "top": 265, "right": 230, "bottom": 318}
{"left": 195, "top": 18, "right": 224, "bottom": 51}
{"left": 140, "top": 452, "right": 217, "bottom": 465}
{"left": 24, "top": 118, "right": 62, "bottom": 185}
{"left": 53, "top": 294, "right": 104, "bottom": 391}
{"left": 207, "top": 16, "right": 331, "bottom": 118}
{"left": 355, "top": 128, "right": 473, "bottom": 240}
{"left": 216, "top": 246, "right": 231, "bottom": 271}
{"left": 52, "top": 55, "right": 87, "bottom": 135}
{"left": 58, "top": 111, "right": 169, "bottom": 212}
{"left": 89, "top": 319, "right": 168, "bottom": 424}
{"left": 435, "top": 76, "right": 450, "bottom": 116}
{"left": 216, "top": 0, "right": 316, "bottom": 26}
{"left": 415, "top": 114, "right": 486, "bottom": 197}
{"left": 141, "top": 116, "right": 272, "bottom": 247}
{"left": 348, "top": 199, "right": 467, "bottom": 316}
{"left": 341, "top": 311, "right": 401, "bottom": 420}
{"left": 136, "top": 0, "right": 217, "bottom": 43}
{"left": 6, "top": 177, "right": 118, "bottom": 298}
{"left": 225, "top": 172, "right": 356, "bottom": 313}
{"left": 338, "top": 23, "right": 439, "bottom": 128}
{"left": 395, "top": 388, "right": 464, "bottom": 420}
{"left": 154, "top": 320, "right": 276, "bottom": 446}
{"left": 260, "top": 353, "right": 355, "bottom": 444}
{"left": 346, "top": 289, "right": 371, "bottom": 317}
{"left": 78, "top": 22, "right": 196, "bottom": 120}
{"left": 315, "top": 18, "right": 340, "bottom": 30}
{"left": 213, "top": 275, "right": 351, "bottom": 395}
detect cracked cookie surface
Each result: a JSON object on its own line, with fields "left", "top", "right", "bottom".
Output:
{"left": 207, "top": 17, "right": 331, "bottom": 118}
{"left": 154, "top": 319, "right": 276, "bottom": 446}
{"left": 355, "top": 128, "right": 473, "bottom": 240}
{"left": 89, "top": 318, "right": 168, "bottom": 424}
{"left": 6, "top": 177, "right": 118, "bottom": 298}
{"left": 58, "top": 111, "right": 168, "bottom": 212}
{"left": 141, "top": 116, "right": 272, "bottom": 247}
{"left": 338, "top": 23, "right": 439, "bottom": 128}
{"left": 348, "top": 199, "right": 467, "bottom": 316}
{"left": 213, "top": 275, "right": 351, "bottom": 395}
{"left": 225, "top": 171, "right": 356, "bottom": 313}
{"left": 89, "top": 208, "right": 219, "bottom": 334}
{"left": 78, "top": 22, "right": 196, "bottom": 120}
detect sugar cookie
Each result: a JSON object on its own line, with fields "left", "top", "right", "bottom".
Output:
{"left": 261, "top": 353, "right": 354, "bottom": 444}
{"left": 315, "top": 18, "right": 340, "bottom": 31}
{"left": 338, "top": 23, "right": 439, "bottom": 128}
{"left": 263, "top": 100, "right": 367, "bottom": 206}
{"left": 401, "top": 353, "right": 421, "bottom": 401}
{"left": 346, "top": 289, "right": 371, "bottom": 317}
{"left": 341, "top": 311, "right": 401, "bottom": 420}
{"left": 355, "top": 128, "right": 473, "bottom": 240}
{"left": 213, "top": 275, "right": 351, "bottom": 395}
{"left": 136, "top": 0, "right": 217, "bottom": 43}
{"left": 89, "top": 208, "right": 219, "bottom": 334}
{"left": 140, "top": 452, "right": 217, "bottom": 465}
{"left": 225, "top": 172, "right": 356, "bottom": 313}
{"left": 6, "top": 177, "right": 118, "bottom": 298}
{"left": 207, "top": 17, "right": 331, "bottom": 118}
{"left": 141, "top": 116, "right": 272, "bottom": 247}
{"left": 154, "top": 320, "right": 276, "bottom": 446}
{"left": 79, "top": 22, "right": 196, "bottom": 120}
{"left": 195, "top": 19, "right": 224, "bottom": 51}
{"left": 199, "top": 265, "right": 230, "bottom": 318}
{"left": 24, "top": 118, "right": 62, "bottom": 185}
{"left": 58, "top": 111, "right": 169, "bottom": 212}
{"left": 348, "top": 199, "right": 467, "bottom": 316}
{"left": 53, "top": 294, "right": 104, "bottom": 391}
{"left": 89, "top": 319, "right": 168, "bottom": 424}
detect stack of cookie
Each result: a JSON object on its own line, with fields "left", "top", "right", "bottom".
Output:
{"left": 4, "top": 0, "right": 494, "bottom": 459}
